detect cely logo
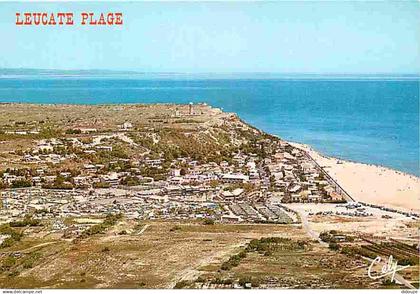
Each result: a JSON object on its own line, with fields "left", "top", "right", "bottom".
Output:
{"left": 368, "top": 255, "right": 410, "bottom": 282}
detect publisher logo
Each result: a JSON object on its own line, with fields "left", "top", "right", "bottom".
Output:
{"left": 368, "top": 255, "right": 410, "bottom": 282}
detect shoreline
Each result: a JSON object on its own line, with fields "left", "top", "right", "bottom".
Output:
{"left": 288, "top": 139, "right": 419, "bottom": 179}
{"left": 289, "top": 141, "right": 420, "bottom": 213}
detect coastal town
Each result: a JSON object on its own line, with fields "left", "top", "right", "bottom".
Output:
{"left": 0, "top": 103, "right": 418, "bottom": 289}
{"left": 0, "top": 103, "right": 354, "bottom": 225}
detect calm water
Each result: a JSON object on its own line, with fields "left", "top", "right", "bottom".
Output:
{"left": 0, "top": 77, "right": 418, "bottom": 176}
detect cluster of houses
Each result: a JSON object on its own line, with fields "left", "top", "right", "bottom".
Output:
{"left": 225, "top": 202, "right": 296, "bottom": 223}
{"left": 0, "top": 188, "right": 228, "bottom": 237}
{"left": 0, "top": 113, "right": 353, "bottom": 230}
{"left": 1, "top": 131, "right": 346, "bottom": 202}
{"left": 0, "top": 185, "right": 298, "bottom": 229}
{"left": 263, "top": 143, "right": 345, "bottom": 203}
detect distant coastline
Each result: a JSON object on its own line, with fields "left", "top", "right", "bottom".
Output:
{"left": 0, "top": 68, "right": 419, "bottom": 80}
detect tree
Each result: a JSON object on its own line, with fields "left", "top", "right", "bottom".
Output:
{"left": 329, "top": 242, "right": 340, "bottom": 251}
{"left": 203, "top": 218, "right": 214, "bottom": 225}
{"left": 120, "top": 176, "right": 141, "bottom": 186}
{"left": 11, "top": 179, "right": 32, "bottom": 188}
{"left": 1, "top": 256, "right": 16, "bottom": 270}
{"left": 0, "top": 180, "right": 8, "bottom": 189}
{"left": 174, "top": 281, "right": 189, "bottom": 289}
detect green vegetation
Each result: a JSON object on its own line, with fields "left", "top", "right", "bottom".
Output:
{"left": 221, "top": 250, "right": 247, "bottom": 271}
{"left": 319, "top": 231, "right": 334, "bottom": 242}
{"left": 22, "top": 252, "right": 42, "bottom": 269}
{"left": 120, "top": 176, "right": 141, "bottom": 186}
{"left": 0, "top": 180, "right": 7, "bottom": 190}
{"left": 173, "top": 119, "right": 201, "bottom": 124}
{"left": 382, "top": 279, "right": 396, "bottom": 286}
{"left": 1, "top": 256, "right": 16, "bottom": 271}
{"left": 80, "top": 213, "right": 123, "bottom": 238}
{"left": 344, "top": 241, "right": 420, "bottom": 266}
{"left": 38, "top": 126, "right": 62, "bottom": 139}
{"left": 340, "top": 245, "right": 377, "bottom": 259}
{"left": 82, "top": 213, "right": 123, "bottom": 237}
{"left": 42, "top": 175, "right": 74, "bottom": 190}
{"left": 340, "top": 241, "right": 418, "bottom": 267}
{"left": 93, "top": 181, "right": 111, "bottom": 188}
{"left": 11, "top": 179, "right": 32, "bottom": 188}
{"left": 170, "top": 225, "right": 182, "bottom": 232}
{"left": 0, "top": 224, "right": 23, "bottom": 248}
{"left": 132, "top": 128, "right": 240, "bottom": 164}
{"left": 208, "top": 277, "right": 234, "bottom": 286}
{"left": 320, "top": 230, "right": 354, "bottom": 243}
{"left": 221, "top": 237, "right": 307, "bottom": 272}
{"left": 139, "top": 166, "right": 168, "bottom": 181}
{"left": 238, "top": 276, "right": 259, "bottom": 288}
{"left": 174, "top": 280, "right": 189, "bottom": 289}
{"left": 246, "top": 237, "right": 306, "bottom": 254}
{"left": 203, "top": 218, "right": 215, "bottom": 225}
{"left": 9, "top": 216, "right": 42, "bottom": 228}
{"left": 65, "top": 128, "right": 82, "bottom": 134}
{"left": 329, "top": 242, "right": 340, "bottom": 251}
{"left": 397, "top": 257, "right": 417, "bottom": 266}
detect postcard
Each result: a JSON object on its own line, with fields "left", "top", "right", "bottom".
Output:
{"left": 0, "top": 0, "right": 419, "bottom": 292}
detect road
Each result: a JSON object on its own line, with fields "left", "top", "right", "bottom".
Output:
{"left": 137, "top": 224, "right": 150, "bottom": 235}
{"left": 296, "top": 210, "right": 328, "bottom": 247}
{"left": 8, "top": 241, "right": 59, "bottom": 254}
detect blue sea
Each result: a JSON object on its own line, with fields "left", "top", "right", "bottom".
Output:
{"left": 0, "top": 75, "right": 418, "bottom": 176}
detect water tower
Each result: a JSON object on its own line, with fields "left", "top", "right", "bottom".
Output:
{"left": 189, "top": 102, "right": 193, "bottom": 115}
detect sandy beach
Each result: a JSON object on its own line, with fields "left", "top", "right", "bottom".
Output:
{"left": 290, "top": 142, "right": 420, "bottom": 213}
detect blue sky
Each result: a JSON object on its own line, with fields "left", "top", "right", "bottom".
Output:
{"left": 0, "top": 1, "right": 419, "bottom": 73}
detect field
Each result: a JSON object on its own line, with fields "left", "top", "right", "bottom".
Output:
{"left": 193, "top": 239, "right": 380, "bottom": 289}
{"left": 0, "top": 218, "right": 411, "bottom": 289}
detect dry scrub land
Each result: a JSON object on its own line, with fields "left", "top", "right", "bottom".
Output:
{"left": 0, "top": 219, "right": 407, "bottom": 289}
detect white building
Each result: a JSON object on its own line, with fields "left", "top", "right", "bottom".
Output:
{"left": 220, "top": 173, "right": 249, "bottom": 184}
{"left": 120, "top": 122, "right": 133, "bottom": 130}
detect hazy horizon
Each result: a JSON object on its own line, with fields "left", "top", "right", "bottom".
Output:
{"left": 0, "top": 68, "right": 419, "bottom": 76}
